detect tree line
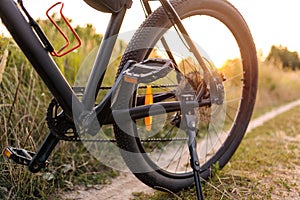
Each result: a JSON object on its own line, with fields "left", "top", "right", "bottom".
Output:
{"left": 266, "top": 45, "right": 300, "bottom": 70}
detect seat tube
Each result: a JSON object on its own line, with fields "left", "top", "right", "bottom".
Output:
{"left": 81, "top": 8, "right": 127, "bottom": 110}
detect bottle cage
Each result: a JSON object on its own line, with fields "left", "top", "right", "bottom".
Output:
{"left": 46, "top": 2, "right": 81, "bottom": 57}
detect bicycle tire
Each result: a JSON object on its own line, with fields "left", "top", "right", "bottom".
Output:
{"left": 113, "top": 0, "right": 258, "bottom": 192}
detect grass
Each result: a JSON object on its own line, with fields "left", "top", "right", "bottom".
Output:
{"left": 132, "top": 105, "right": 300, "bottom": 200}
{"left": 131, "top": 60, "right": 300, "bottom": 200}
{"left": 253, "top": 60, "right": 300, "bottom": 117}
{"left": 0, "top": 77, "right": 117, "bottom": 199}
{"left": 0, "top": 37, "right": 120, "bottom": 199}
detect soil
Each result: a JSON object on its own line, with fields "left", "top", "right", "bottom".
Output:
{"left": 62, "top": 172, "right": 153, "bottom": 200}
{"left": 62, "top": 99, "right": 300, "bottom": 200}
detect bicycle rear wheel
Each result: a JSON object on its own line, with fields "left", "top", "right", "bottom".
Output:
{"left": 113, "top": 0, "right": 258, "bottom": 192}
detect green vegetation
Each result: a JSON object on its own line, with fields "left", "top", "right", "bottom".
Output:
{"left": 133, "top": 105, "right": 300, "bottom": 199}
{"left": 0, "top": 17, "right": 124, "bottom": 199}
{"left": 255, "top": 58, "right": 300, "bottom": 116}
{"left": 131, "top": 56, "right": 300, "bottom": 199}
{"left": 267, "top": 45, "right": 300, "bottom": 71}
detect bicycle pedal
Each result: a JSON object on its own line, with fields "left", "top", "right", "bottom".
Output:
{"left": 123, "top": 58, "right": 175, "bottom": 84}
{"left": 3, "top": 147, "right": 45, "bottom": 167}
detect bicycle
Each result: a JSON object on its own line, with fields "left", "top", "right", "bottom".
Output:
{"left": 1, "top": 0, "right": 258, "bottom": 199}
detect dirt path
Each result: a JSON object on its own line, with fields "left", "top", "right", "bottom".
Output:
{"left": 62, "top": 99, "right": 300, "bottom": 200}
{"left": 63, "top": 172, "right": 153, "bottom": 200}
{"left": 246, "top": 99, "right": 300, "bottom": 133}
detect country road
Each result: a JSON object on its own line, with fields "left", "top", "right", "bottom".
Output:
{"left": 62, "top": 99, "right": 300, "bottom": 200}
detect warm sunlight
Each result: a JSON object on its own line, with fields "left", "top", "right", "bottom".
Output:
{"left": 2, "top": 1, "right": 300, "bottom": 199}
{"left": 2, "top": 0, "right": 300, "bottom": 61}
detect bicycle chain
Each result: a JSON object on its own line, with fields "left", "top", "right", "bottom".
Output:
{"left": 46, "top": 82, "right": 187, "bottom": 143}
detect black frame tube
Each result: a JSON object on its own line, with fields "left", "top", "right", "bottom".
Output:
{"left": 101, "top": 100, "right": 210, "bottom": 125}
{"left": 81, "top": 8, "right": 127, "bottom": 110}
{"left": 159, "top": 0, "right": 210, "bottom": 75}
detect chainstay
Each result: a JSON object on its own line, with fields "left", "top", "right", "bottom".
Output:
{"left": 73, "top": 84, "right": 178, "bottom": 95}
{"left": 66, "top": 137, "right": 188, "bottom": 143}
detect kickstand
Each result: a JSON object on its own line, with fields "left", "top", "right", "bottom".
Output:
{"left": 181, "top": 94, "right": 204, "bottom": 200}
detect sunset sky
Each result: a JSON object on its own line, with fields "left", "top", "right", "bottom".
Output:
{"left": 1, "top": 0, "right": 300, "bottom": 63}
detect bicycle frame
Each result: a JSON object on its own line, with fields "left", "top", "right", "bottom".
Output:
{"left": 0, "top": 0, "right": 209, "bottom": 172}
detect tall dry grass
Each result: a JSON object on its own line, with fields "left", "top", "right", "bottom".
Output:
{"left": 254, "top": 59, "right": 300, "bottom": 116}
{"left": 0, "top": 39, "right": 117, "bottom": 199}
{"left": 0, "top": 49, "right": 8, "bottom": 83}
{"left": 0, "top": 43, "right": 52, "bottom": 198}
